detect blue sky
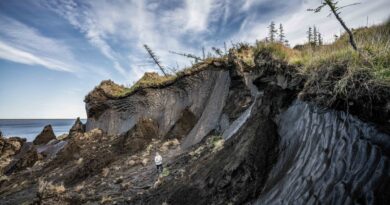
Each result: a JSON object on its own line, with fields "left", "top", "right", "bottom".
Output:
{"left": 0, "top": 0, "right": 389, "bottom": 119}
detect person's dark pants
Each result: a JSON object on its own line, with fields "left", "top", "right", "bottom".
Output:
{"left": 156, "top": 164, "right": 163, "bottom": 174}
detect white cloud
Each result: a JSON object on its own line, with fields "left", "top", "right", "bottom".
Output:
{"left": 43, "top": 0, "right": 216, "bottom": 83}
{"left": 182, "top": 0, "right": 214, "bottom": 32}
{"left": 38, "top": 0, "right": 389, "bottom": 83}
{"left": 43, "top": 0, "right": 129, "bottom": 78}
{"left": 0, "top": 16, "right": 79, "bottom": 72}
{"left": 0, "top": 14, "right": 112, "bottom": 79}
{"left": 0, "top": 41, "right": 72, "bottom": 72}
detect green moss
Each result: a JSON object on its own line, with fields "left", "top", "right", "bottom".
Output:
{"left": 162, "top": 167, "right": 170, "bottom": 177}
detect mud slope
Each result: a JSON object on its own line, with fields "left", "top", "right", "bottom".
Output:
{"left": 256, "top": 100, "right": 390, "bottom": 205}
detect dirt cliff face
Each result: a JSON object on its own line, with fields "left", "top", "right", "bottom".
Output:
{"left": 1, "top": 51, "right": 389, "bottom": 205}
{"left": 85, "top": 62, "right": 254, "bottom": 149}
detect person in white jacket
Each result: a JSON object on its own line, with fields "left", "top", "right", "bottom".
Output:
{"left": 154, "top": 152, "right": 163, "bottom": 174}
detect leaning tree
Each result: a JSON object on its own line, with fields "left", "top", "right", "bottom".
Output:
{"left": 309, "top": 0, "right": 360, "bottom": 51}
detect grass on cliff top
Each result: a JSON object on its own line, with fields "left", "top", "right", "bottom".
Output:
{"left": 94, "top": 22, "right": 389, "bottom": 101}
{"left": 250, "top": 21, "right": 390, "bottom": 107}
{"left": 108, "top": 57, "right": 225, "bottom": 97}
{"left": 294, "top": 22, "right": 390, "bottom": 82}
{"left": 251, "top": 21, "right": 390, "bottom": 83}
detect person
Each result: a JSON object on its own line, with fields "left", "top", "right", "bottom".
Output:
{"left": 154, "top": 152, "right": 163, "bottom": 174}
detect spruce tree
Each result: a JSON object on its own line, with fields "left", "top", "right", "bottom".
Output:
{"left": 318, "top": 32, "right": 323, "bottom": 46}
{"left": 313, "top": 26, "right": 318, "bottom": 46}
{"left": 143, "top": 44, "right": 167, "bottom": 76}
{"left": 268, "top": 21, "right": 277, "bottom": 42}
{"left": 307, "top": 27, "right": 313, "bottom": 44}
{"left": 279, "top": 24, "right": 285, "bottom": 43}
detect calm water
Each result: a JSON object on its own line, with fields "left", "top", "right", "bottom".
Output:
{"left": 0, "top": 119, "right": 86, "bottom": 141}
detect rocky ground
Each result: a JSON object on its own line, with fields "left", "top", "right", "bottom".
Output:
{"left": 0, "top": 119, "right": 230, "bottom": 204}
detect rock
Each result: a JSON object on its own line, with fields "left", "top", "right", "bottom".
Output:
{"left": 69, "top": 117, "right": 86, "bottom": 136}
{"left": 1, "top": 136, "right": 38, "bottom": 175}
{"left": 114, "top": 177, "right": 123, "bottom": 184}
{"left": 3, "top": 143, "right": 38, "bottom": 175}
{"left": 57, "top": 133, "right": 69, "bottom": 141}
{"left": 82, "top": 128, "right": 103, "bottom": 140}
{"left": 52, "top": 139, "right": 80, "bottom": 162}
{"left": 0, "top": 137, "right": 26, "bottom": 174}
{"left": 0, "top": 129, "right": 2, "bottom": 137}
{"left": 141, "top": 158, "right": 148, "bottom": 166}
{"left": 33, "top": 125, "right": 56, "bottom": 145}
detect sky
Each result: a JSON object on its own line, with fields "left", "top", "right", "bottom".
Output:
{"left": 0, "top": 0, "right": 389, "bottom": 119}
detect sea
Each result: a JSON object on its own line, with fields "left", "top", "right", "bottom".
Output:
{"left": 0, "top": 119, "right": 87, "bottom": 142}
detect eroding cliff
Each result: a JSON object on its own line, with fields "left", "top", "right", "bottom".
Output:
{"left": 85, "top": 61, "right": 254, "bottom": 149}
{"left": 1, "top": 45, "right": 389, "bottom": 205}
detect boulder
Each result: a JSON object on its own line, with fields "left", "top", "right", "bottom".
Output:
{"left": 69, "top": 117, "right": 86, "bottom": 136}
{"left": 33, "top": 125, "right": 56, "bottom": 145}
{"left": 0, "top": 137, "right": 25, "bottom": 157}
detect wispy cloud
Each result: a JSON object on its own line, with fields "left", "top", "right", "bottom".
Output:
{"left": 43, "top": 0, "right": 134, "bottom": 79}
{"left": 41, "top": 0, "right": 215, "bottom": 81}
{"left": 6, "top": 0, "right": 388, "bottom": 81}
{"left": 0, "top": 15, "right": 77, "bottom": 72}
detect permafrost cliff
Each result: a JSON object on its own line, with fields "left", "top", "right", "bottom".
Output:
{"left": 0, "top": 47, "right": 389, "bottom": 205}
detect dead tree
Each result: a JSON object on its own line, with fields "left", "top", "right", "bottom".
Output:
{"left": 212, "top": 47, "right": 224, "bottom": 57}
{"left": 308, "top": 0, "right": 359, "bottom": 51}
{"left": 143, "top": 44, "right": 167, "bottom": 76}
{"left": 169, "top": 51, "right": 202, "bottom": 63}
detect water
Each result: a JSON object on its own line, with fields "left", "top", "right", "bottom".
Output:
{"left": 0, "top": 119, "right": 86, "bottom": 141}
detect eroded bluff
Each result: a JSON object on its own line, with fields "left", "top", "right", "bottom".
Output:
{"left": 85, "top": 62, "right": 254, "bottom": 149}
{"left": 0, "top": 53, "right": 389, "bottom": 205}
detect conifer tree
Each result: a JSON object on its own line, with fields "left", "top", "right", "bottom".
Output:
{"left": 313, "top": 26, "right": 318, "bottom": 45}
{"left": 279, "top": 24, "right": 285, "bottom": 43}
{"left": 318, "top": 32, "right": 323, "bottom": 46}
{"left": 169, "top": 51, "right": 202, "bottom": 63}
{"left": 307, "top": 27, "right": 313, "bottom": 44}
{"left": 143, "top": 44, "right": 167, "bottom": 76}
{"left": 268, "top": 21, "right": 277, "bottom": 42}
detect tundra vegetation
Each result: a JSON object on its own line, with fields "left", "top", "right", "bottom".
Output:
{"left": 100, "top": 20, "right": 389, "bottom": 111}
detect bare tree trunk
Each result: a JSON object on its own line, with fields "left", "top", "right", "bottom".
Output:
{"left": 144, "top": 45, "right": 167, "bottom": 76}
{"left": 326, "top": 1, "right": 358, "bottom": 51}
